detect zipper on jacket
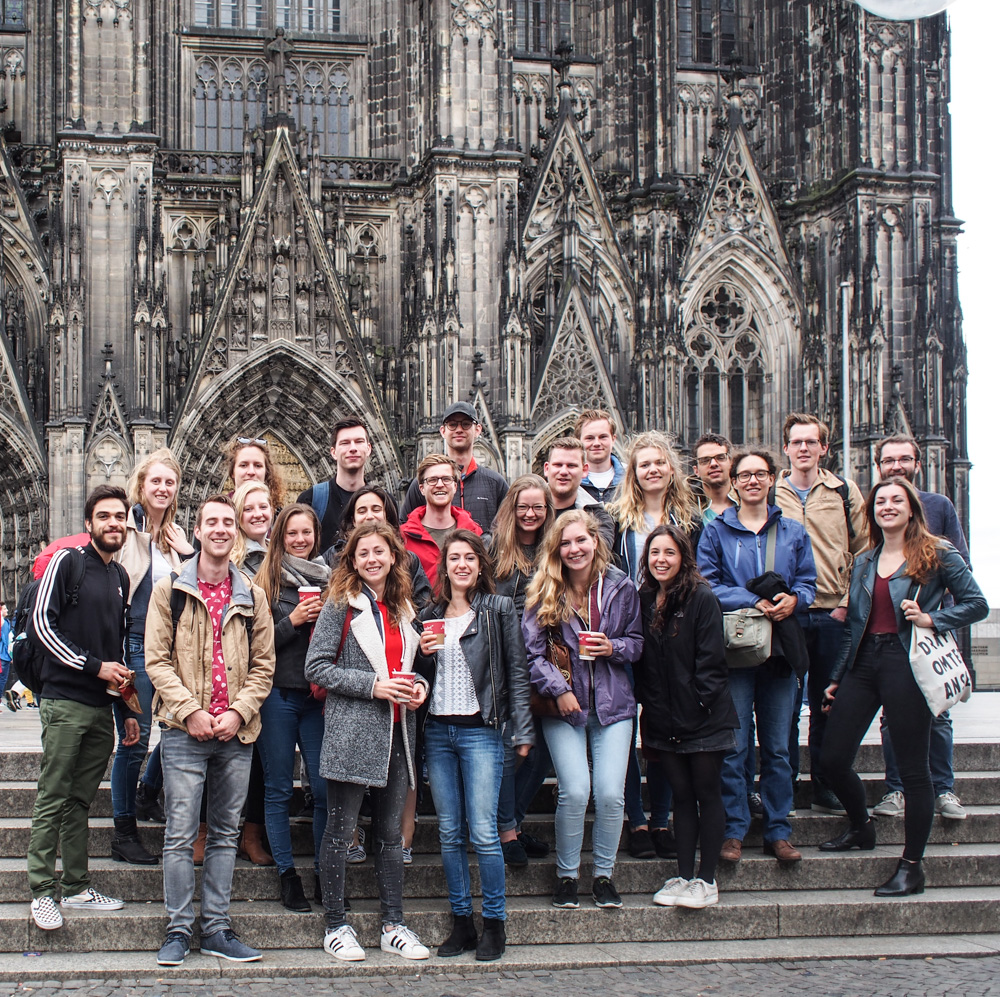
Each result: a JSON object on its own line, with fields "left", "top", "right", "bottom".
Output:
{"left": 485, "top": 610, "right": 499, "bottom": 729}
{"left": 735, "top": 539, "right": 742, "bottom": 572}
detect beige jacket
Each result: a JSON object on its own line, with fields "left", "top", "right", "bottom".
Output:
{"left": 144, "top": 556, "right": 275, "bottom": 742}
{"left": 774, "top": 468, "right": 869, "bottom": 609}
{"left": 117, "top": 504, "right": 186, "bottom": 605}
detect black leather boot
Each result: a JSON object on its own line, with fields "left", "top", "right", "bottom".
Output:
{"left": 437, "top": 914, "right": 478, "bottom": 957}
{"left": 111, "top": 816, "right": 159, "bottom": 865}
{"left": 279, "top": 869, "right": 312, "bottom": 912}
{"left": 135, "top": 782, "right": 165, "bottom": 823}
{"left": 874, "top": 858, "right": 925, "bottom": 897}
{"left": 476, "top": 917, "right": 506, "bottom": 962}
{"left": 819, "top": 819, "right": 876, "bottom": 852}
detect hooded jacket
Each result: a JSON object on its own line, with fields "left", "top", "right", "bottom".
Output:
{"left": 522, "top": 564, "right": 642, "bottom": 728}
{"left": 400, "top": 505, "right": 483, "bottom": 590}
{"left": 580, "top": 453, "right": 626, "bottom": 505}
{"left": 144, "top": 556, "right": 275, "bottom": 742}
{"left": 696, "top": 504, "right": 817, "bottom": 612}
{"left": 831, "top": 540, "right": 987, "bottom": 684}
{"left": 400, "top": 458, "right": 509, "bottom": 533}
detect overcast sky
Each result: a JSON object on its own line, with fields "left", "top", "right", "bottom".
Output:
{"left": 949, "top": 3, "right": 996, "bottom": 600}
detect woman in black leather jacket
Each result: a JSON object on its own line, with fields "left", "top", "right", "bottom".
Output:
{"left": 416, "top": 530, "right": 533, "bottom": 962}
{"left": 820, "top": 477, "right": 987, "bottom": 897}
{"left": 635, "top": 525, "right": 737, "bottom": 911}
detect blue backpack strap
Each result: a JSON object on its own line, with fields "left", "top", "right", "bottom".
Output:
{"left": 311, "top": 480, "right": 330, "bottom": 524}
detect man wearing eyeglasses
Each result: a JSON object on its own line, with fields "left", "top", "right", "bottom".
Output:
{"left": 774, "top": 414, "right": 868, "bottom": 817}
{"left": 692, "top": 434, "right": 736, "bottom": 524}
{"left": 400, "top": 454, "right": 484, "bottom": 590}
{"left": 871, "top": 434, "right": 970, "bottom": 822}
{"left": 400, "top": 403, "right": 508, "bottom": 533}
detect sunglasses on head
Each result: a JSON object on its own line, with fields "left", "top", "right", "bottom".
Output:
{"left": 237, "top": 437, "right": 268, "bottom": 447}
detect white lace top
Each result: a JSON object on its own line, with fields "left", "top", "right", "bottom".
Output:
{"left": 428, "top": 609, "right": 481, "bottom": 717}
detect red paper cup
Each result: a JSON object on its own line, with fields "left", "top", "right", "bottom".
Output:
{"left": 298, "top": 586, "right": 322, "bottom": 602}
{"left": 424, "top": 619, "right": 446, "bottom": 649}
{"left": 578, "top": 630, "right": 599, "bottom": 661}
{"left": 396, "top": 671, "right": 416, "bottom": 703}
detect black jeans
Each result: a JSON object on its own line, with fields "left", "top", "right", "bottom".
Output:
{"left": 319, "top": 727, "right": 409, "bottom": 930}
{"left": 823, "top": 634, "right": 934, "bottom": 861}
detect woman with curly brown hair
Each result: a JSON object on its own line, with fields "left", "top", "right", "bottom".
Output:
{"left": 220, "top": 435, "right": 286, "bottom": 513}
{"left": 819, "top": 477, "right": 986, "bottom": 896}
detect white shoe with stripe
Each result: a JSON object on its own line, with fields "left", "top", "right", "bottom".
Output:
{"left": 323, "top": 924, "right": 365, "bottom": 961}
{"left": 380, "top": 924, "right": 429, "bottom": 960}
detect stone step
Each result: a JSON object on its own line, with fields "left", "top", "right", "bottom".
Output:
{"left": 4, "top": 887, "right": 1000, "bottom": 954}
{"left": 0, "top": 844, "right": 996, "bottom": 904}
{"left": 4, "top": 932, "right": 1000, "bottom": 983}
{"left": 5, "top": 771, "right": 1000, "bottom": 819}
{"left": 1, "top": 739, "right": 997, "bottom": 783}
{"left": 0, "top": 807, "right": 995, "bottom": 860}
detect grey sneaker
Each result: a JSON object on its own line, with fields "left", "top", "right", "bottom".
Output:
{"left": 935, "top": 792, "right": 967, "bottom": 819}
{"left": 157, "top": 931, "right": 191, "bottom": 966}
{"left": 346, "top": 827, "right": 366, "bottom": 864}
{"left": 673, "top": 878, "right": 719, "bottom": 909}
{"left": 652, "top": 876, "right": 689, "bottom": 907}
{"left": 873, "top": 791, "right": 905, "bottom": 817}
{"left": 402, "top": 846, "right": 413, "bottom": 866}
{"left": 200, "top": 928, "right": 262, "bottom": 962}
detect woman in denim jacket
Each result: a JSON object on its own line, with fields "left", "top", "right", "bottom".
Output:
{"left": 819, "top": 477, "right": 987, "bottom": 897}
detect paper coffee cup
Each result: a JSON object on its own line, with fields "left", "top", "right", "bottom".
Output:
{"left": 298, "top": 586, "right": 322, "bottom": 602}
{"left": 424, "top": 619, "right": 446, "bottom": 649}
{"left": 578, "top": 631, "right": 599, "bottom": 661}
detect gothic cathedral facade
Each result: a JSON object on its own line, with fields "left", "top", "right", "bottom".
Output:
{"left": 0, "top": 1, "right": 966, "bottom": 595}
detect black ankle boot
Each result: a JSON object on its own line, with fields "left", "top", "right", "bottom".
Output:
{"left": 874, "top": 858, "right": 925, "bottom": 897}
{"left": 819, "top": 819, "right": 876, "bottom": 852}
{"left": 135, "top": 782, "right": 165, "bottom": 823}
{"left": 437, "top": 913, "right": 478, "bottom": 957}
{"left": 111, "top": 816, "right": 159, "bottom": 865}
{"left": 279, "top": 869, "right": 312, "bottom": 912}
{"left": 476, "top": 917, "right": 506, "bottom": 962}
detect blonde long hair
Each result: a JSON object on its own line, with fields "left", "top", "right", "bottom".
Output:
{"left": 607, "top": 430, "right": 697, "bottom": 534}
{"left": 490, "top": 474, "right": 555, "bottom": 579}
{"left": 127, "top": 448, "right": 183, "bottom": 554}
{"left": 230, "top": 481, "right": 272, "bottom": 569}
{"left": 524, "top": 510, "right": 613, "bottom": 627}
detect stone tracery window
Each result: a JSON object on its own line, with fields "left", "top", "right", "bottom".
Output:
{"left": 677, "top": 0, "right": 735, "bottom": 66}
{"left": 513, "top": 1, "right": 590, "bottom": 56}
{"left": 682, "top": 281, "right": 764, "bottom": 446}
{"left": 0, "top": 1, "right": 24, "bottom": 25}
{"left": 194, "top": 0, "right": 341, "bottom": 31}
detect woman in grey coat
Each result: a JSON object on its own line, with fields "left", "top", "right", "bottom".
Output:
{"left": 304, "top": 521, "right": 431, "bottom": 964}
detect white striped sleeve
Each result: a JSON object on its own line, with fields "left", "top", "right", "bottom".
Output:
{"left": 31, "top": 549, "right": 88, "bottom": 671}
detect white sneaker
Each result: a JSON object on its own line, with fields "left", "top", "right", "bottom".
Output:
{"left": 673, "top": 878, "right": 719, "bottom": 909}
{"left": 59, "top": 888, "right": 124, "bottom": 911}
{"left": 873, "top": 791, "right": 905, "bottom": 817}
{"left": 652, "top": 877, "right": 689, "bottom": 907}
{"left": 346, "top": 827, "right": 366, "bottom": 864}
{"left": 30, "top": 896, "right": 64, "bottom": 930}
{"left": 324, "top": 924, "right": 365, "bottom": 962}
{"left": 935, "top": 792, "right": 967, "bottom": 820}
{"left": 380, "top": 924, "right": 429, "bottom": 960}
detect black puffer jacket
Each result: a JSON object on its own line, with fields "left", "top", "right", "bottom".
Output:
{"left": 417, "top": 592, "right": 534, "bottom": 748}
{"left": 634, "top": 582, "right": 737, "bottom": 749}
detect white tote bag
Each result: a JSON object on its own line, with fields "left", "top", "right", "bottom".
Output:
{"left": 907, "top": 585, "right": 973, "bottom": 717}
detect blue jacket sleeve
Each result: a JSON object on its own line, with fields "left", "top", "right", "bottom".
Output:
{"left": 696, "top": 524, "right": 758, "bottom": 611}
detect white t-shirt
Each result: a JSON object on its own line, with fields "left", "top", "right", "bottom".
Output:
{"left": 587, "top": 468, "right": 615, "bottom": 490}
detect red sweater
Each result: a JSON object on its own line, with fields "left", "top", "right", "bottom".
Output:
{"left": 400, "top": 505, "right": 483, "bottom": 590}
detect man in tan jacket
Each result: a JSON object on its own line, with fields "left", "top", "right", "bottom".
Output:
{"left": 775, "top": 415, "right": 868, "bottom": 816}
{"left": 145, "top": 494, "right": 274, "bottom": 967}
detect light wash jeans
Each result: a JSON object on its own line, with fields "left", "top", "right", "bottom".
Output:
{"left": 160, "top": 727, "right": 252, "bottom": 937}
{"left": 424, "top": 721, "right": 506, "bottom": 919}
{"left": 542, "top": 713, "right": 632, "bottom": 880}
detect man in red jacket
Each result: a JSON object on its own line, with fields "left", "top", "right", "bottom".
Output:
{"left": 400, "top": 454, "right": 483, "bottom": 590}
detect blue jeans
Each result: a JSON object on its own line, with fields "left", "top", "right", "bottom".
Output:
{"left": 497, "top": 721, "right": 517, "bottom": 833}
{"left": 256, "top": 687, "right": 328, "bottom": 875}
{"left": 424, "top": 721, "right": 506, "bottom": 920}
{"left": 790, "top": 610, "right": 846, "bottom": 783}
{"left": 111, "top": 636, "right": 153, "bottom": 819}
{"left": 624, "top": 716, "right": 673, "bottom": 828}
{"left": 722, "top": 664, "right": 798, "bottom": 842}
{"left": 881, "top": 710, "right": 954, "bottom": 797}
{"left": 141, "top": 742, "right": 163, "bottom": 793}
{"left": 513, "top": 722, "right": 552, "bottom": 827}
{"left": 160, "top": 728, "right": 252, "bottom": 937}
{"left": 543, "top": 713, "right": 632, "bottom": 880}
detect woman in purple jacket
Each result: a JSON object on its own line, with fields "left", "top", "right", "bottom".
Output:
{"left": 522, "top": 510, "right": 643, "bottom": 912}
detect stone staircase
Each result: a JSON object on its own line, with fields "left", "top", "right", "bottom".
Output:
{"left": 1, "top": 727, "right": 999, "bottom": 980}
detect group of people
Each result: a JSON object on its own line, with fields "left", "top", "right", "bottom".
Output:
{"left": 18, "top": 401, "right": 988, "bottom": 967}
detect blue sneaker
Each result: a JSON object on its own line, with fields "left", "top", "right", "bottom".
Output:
{"left": 157, "top": 931, "right": 191, "bottom": 966}
{"left": 200, "top": 928, "right": 262, "bottom": 962}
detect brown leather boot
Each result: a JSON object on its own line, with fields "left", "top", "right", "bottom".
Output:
{"left": 238, "top": 821, "right": 275, "bottom": 866}
{"left": 193, "top": 823, "right": 208, "bottom": 866}
{"left": 720, "top": 837, "right": 742, "bottom": 863}
{"left": 764, "top": 839, "right": 802, "bottom": 863}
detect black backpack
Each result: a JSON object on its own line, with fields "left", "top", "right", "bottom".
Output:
{"left": 12, "top": 548, "right": 89, "bottom": 695}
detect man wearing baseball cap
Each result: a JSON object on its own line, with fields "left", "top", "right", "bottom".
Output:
{"left": 400, "top": 402, "right": 508, "bottom": 533}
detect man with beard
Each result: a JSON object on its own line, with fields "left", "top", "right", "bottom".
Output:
{"left": 871, "top": 435, "right": 971, "bottom": 821}
{"left": 26, "top": 485, "right": 137, "bottom": 931}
